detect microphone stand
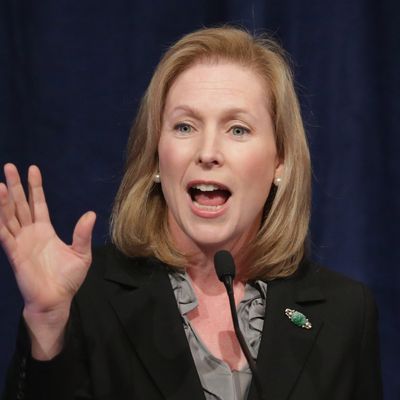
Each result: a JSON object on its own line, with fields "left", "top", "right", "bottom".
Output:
{"left": 220, "top": 274, "right": 267, "bottom": 400}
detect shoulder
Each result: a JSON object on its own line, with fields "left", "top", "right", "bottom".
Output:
{"left": 90, "top": 243, "right": 143, "bottom": 272}
{"left": 294, "top": 259, "right": 376, "bottom": 301}
{"left": 291, "top": 260, "right": 379, "bottom": 333}
{"left": 312, "top": 263, "right": 377, "bottom": 309}
{"left": 89, "top": 243, "right": 163, "bottom": 279}
{"left": 268, "top": 259, "right": 380, "bottom": 334}
{"left": 76, "top": 243, "right": 166, "bottom": 299}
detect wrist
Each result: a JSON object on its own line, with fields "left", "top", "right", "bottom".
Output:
{"left": 23, "top": 302, "right": 71, "bottom": 326}
{"left": 23, "top": 304, "right": 71, "bottom": 360}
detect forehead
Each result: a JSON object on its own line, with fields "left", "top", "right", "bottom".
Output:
{"left": 164, "top": 61, "right": 270, "bottom": 113}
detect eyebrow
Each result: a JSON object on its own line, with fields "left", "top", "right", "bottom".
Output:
{"left": 168, "top": 105, "right": 202, "bottom": 119}
{"left": 166, "top": 104, "right": 257, "bottom": 123}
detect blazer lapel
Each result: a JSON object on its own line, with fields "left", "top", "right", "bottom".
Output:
{"left": 104, "top": 257, "right": 205, "bottom": 400}
{"left": 248, "top": 261, "right": 325, "bottom": 400}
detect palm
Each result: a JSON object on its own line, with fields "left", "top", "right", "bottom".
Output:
{"left": 12, "top": 223, "right": 89, "bottom": 310}
{"left": 0, "top": 164, "right": 96, "bottom": 313}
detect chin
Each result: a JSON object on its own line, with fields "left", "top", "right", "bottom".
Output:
{"left": 186, "top": 226, "right": 240, "bottom": 251}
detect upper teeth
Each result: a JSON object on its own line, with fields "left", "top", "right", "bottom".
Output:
{"left": 192, "top": 184, "right": 220, "bottom": 192}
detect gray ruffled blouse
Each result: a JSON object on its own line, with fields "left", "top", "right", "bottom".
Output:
{"left": 169, "top": 271, "right": 268, "bottom": 400}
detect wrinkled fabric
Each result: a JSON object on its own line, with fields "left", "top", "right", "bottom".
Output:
{"left": 169, "top": 272, "right": 267, "bottom": 400}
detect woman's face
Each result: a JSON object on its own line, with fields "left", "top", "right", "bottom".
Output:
{"left": 158, "top": 61, "right": 283, "bottom": 255}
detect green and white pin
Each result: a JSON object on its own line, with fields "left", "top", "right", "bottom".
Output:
{"left": 285, "top": 308, "right": 312, "bottom": 329}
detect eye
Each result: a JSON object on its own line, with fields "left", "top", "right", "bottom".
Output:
{"left": 231, "top": 126, "right": 250, "bottom": 137}
{"left": 174, "top": 123, "right": 193, "bottom": 134}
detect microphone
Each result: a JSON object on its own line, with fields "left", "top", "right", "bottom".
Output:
{"left": 214, "top": 250, "right": 266, "bottom": 400}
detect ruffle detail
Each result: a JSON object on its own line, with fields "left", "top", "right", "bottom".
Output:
{"left": 237, "top": 281, "right": 267, "bottom": 359}
{"left": 169, "top": 271, "right": 267, "bottom": 357}
{"left": 169, "top": 271, "right": 198, "bottom": 316}
{"left": 168, "top": 271, "right": 267, "bottom": 400}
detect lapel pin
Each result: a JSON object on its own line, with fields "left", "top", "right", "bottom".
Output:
{"left": 285, "top": 308, "right": 312, "bottom": 329}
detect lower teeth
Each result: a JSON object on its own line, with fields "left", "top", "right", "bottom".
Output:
{"left": 193, "top": 201, "right": 223, "bottom": 211}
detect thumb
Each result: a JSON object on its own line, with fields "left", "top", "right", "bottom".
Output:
{"left": 71, "top": 211, "right": 96, "bottom": 257}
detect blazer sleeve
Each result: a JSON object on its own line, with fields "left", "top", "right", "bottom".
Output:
{"left": 2, "top": 299, "right": 92, "bottom": 400}
{"left": 353, "top": 285, "right": 383, "bottom": 400}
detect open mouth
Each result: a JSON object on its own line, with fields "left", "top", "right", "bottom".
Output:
{"left": 188, "top": 183, "right": 232, "bottom": 210}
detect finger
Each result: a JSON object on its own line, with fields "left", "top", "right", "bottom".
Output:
{"left": 71, "top": 211, "right": 96, "bottom": 257}
{"left": 0, "top": 218, "right": 16, "bottom": 261}
{"left": 0, "top": 181, "right": 21, "bottom": 236}
{"left": 27, "top": 165, "right": 50, "bottom": 223}
{"left": 4, "top": 164, "right": 32, "bottom": 226}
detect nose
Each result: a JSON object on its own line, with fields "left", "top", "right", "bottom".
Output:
{"left": 196, "top": 130, "right": 224, "bottom": 167}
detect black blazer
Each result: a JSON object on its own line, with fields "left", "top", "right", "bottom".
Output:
{"left": 3, "top": 244, "right": 382, "bottom": 400}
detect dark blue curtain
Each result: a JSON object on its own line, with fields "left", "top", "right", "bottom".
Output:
{"left": 1, "top": 1, "right": 399, "bottom": 398}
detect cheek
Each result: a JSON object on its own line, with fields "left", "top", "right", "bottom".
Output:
{"left": 234, "top": 148, "right": 277, "bottom": 208}
{"left": 158, "top": 138, "right": 194, "bottom": 189}
{"left": 158, "top": 139, "right": 181, "bottom": 176}
{"left": 237, "top": 147, "right": 277, "bottom": 183}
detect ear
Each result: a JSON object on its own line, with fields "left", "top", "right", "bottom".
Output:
{"left": 274, "top": 158, "right": 284, "bottom": 178}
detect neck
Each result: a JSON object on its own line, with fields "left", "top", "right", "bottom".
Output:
{"left": 166, "top": 211, "right": 259, "bottom": 287}
{"left": 184, "top": 255, "right": 245, "bottom": 314}
{"left": 185, "top": 251, "right": 245, "bottom": 297}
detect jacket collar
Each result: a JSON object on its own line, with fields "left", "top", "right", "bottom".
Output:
{"left": 248, "top": 260, "right": 326, "bottom": 400}
{"left": 104, "top": 254, "right": 205, "bottom": 400}
{"left": 104, "top": 251, "right": 325, "bottom": 400}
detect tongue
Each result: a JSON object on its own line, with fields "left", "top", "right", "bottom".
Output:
{"left": 193, "top": 190, "right": 229, "bottom": 206}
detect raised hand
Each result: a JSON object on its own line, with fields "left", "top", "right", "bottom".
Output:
{"left": 0, "top": 164, "right": 96, "bottom": 358}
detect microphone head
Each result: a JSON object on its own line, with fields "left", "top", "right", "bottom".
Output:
{"left": 214, "top": 250, "right": 236, "bottom": 282}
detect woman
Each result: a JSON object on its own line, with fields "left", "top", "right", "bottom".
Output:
{"left": 1, "top": 27, "right": 382, "bottom": 399}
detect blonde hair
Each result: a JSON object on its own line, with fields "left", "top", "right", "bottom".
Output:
{"left": 111, "top": 26, "right": 311, "bottom": 280}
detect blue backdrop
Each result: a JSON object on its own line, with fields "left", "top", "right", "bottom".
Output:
{"left": 1, "top": 1, "right": 399, "bottom": 398}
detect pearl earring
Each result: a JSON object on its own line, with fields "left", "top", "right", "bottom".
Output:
{"left": 274, "top": 177, "right": 282, "bottom": 186}
{"left": 154, "top": 173, "right": 161, "bottom": 183}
